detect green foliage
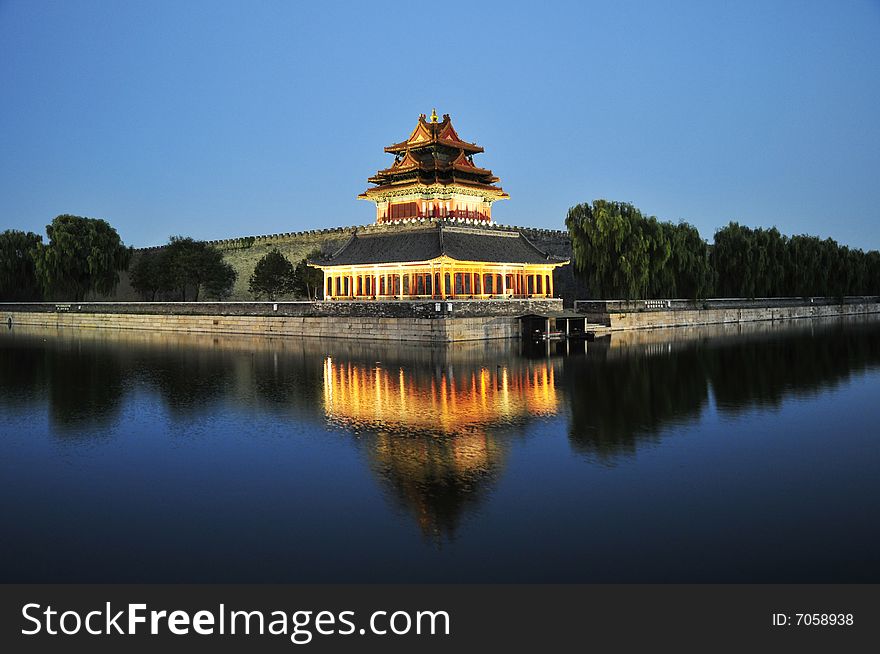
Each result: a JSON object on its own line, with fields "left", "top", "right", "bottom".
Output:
{"left": 163, "top": 236, "right": 237, "bottom": 301}
{"left": 292, "top": 249, "right": 325, "bottom": 299}
{"left": 568, "top": 200, "right": 880, "bottom": 300}
{"left": 249, "top": 249, "right": 297, "bottom": 300}
{"left": 567, "top": 200, "right": 644, "bottom": 299}
{"left": 662, "top": 222, "right": 714, "bottom": 300}
{"left": 133, "top": 240, "right": 237, "bottom": 302}
{"left": 32, "top": 214, "right": 130, "bottom": 301}
{"left": 0, "top": 230, "right": 43, "bottom": 301}
{"left": 202, "top": 260, "right": 237, "bottom": 300}
{"left": 566, "top": 200, "right": 710, "bottom": 300}
{"left": 711, "top": 222, "right": 757, "bottom": 297}
{"left": 712, "top": 224, "right": 880, "bottom": 299}
{"left": 129, "top": 250, "right": 174, "bottom": 301}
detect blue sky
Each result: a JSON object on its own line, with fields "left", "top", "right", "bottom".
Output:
{"left": 1, "top": 0, "right": 878, "bottom": 249}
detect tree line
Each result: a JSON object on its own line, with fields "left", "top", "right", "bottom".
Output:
{"left": 0, "top": 215, "right": 238, "bottom": 302}
{"left": 245, "top": 248, "right": 323, "bottom": 301}
{"left": 0, "top": 215, "right": 131, "bottom": 301}
{"left": 130, "top": 236, "right": 236, "bottom": 301}
{"left": 711, "top": 223, "right": 880, "bottom": 298}
{"left": 566, "top": 199, "right": 880, "bottom": 300}
{"left": 0, "top": 213, "right": 324, "bottom": 302}
{"left": 8, "top": 205, "right": 876, "bottom": 304}
{"left": 131, "top": 244, "right": 322, "bottom": 301}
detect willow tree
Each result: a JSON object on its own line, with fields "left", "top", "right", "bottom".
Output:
{"left": 32, "top": 215, "right": 131, "bottom": 301}
{"left": 711, "top": 222, "right": 761, "bottom": 298}
{"left": 658, "top": 222, "right": 713, "bottom": 300}
{"left": 0, "top": 230, "right": 43, "bottom": 301}
{"left": 569, "top": 202, "right": 878, "bottom": 301}
{"left": 714, "top": 224, "right": 880, "bottom": 299}
{"left": 643, "top": 215, "right": 672, "bottom": 298}
{"left": 566, "top": 200, "right": 652, "bottom": 299}
{"left": 567, "top": 200, "right": 634, "bottom": 299}
{"left": 866, "top": 251, "right": 880, "bottom": 295}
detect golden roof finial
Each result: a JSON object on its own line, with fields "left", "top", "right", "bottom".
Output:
{"left": 430, "top": 108, "right": 438, "bottom": 123}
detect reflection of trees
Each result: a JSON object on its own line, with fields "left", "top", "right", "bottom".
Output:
{"left": 564, "top": 318, "right": 880, "bottom": 461}
{"left": 134, "top": 346, "right": 236, "bottom": 416}
{"left": 563, "top": 340, "right": 708, "bottom": 460}
{"left": 0, "top": 332, "right": 48, "bottom": 408}
{"left": 249, "top": 348, "right": 324, "bottom": 413}
{"left": 47, "top": 342, "right": 126, "bottom": 431}
{"left": 8, "top": 316, "right": 879, "bottom": 537}
{"left": 707, "top": 320, "right": 880, "bottom": 413}
{"left": 0, "top": 330, "right": 126, "bottom": 432}
{"left": 136, "top": 338, "right": 327, "bottom": 419}
{"left": 0, "top": 328, "right": 331, "bottom": 433}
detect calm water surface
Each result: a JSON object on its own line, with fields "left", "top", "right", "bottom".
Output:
{"left": 1, "top": 317, "right": 879, "bottom": 582}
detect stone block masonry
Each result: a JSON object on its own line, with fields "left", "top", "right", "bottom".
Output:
{"left": 5, "top": 297, "right": 878, "bottom": 342}
{"left": 575, "top": 296, "right": 880, "bottom": 330}
{"left": 1, "top": 311, "right": 520, "bottom": 343}
{"left": 1, "top": 299, "right": 562, "bottom": 343}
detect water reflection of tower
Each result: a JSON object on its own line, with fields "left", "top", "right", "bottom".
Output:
{"left": 322, "top": 355, "right": 560, "bottom": 540}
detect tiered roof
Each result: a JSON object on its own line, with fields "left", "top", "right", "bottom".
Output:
{"left": 312, "top": 223, "right": 568, "bottom": 267}
{"left": 359, "top": 111, "right": 509, "bottom": 198}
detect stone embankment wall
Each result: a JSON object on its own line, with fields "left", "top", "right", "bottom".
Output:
{"left": 575, "top": 296, "right": 880, "bottom": 330}
{"left": 8, "top": 297, "right": 875, "bottom": 343}
{"left": 1, "top": 299, "right": 563, "bottom": 343}
{"left": 107, "top": 219, "right": 587, "bottom": 305}
{"left": 2, "top": 311, "right": 521, "bottom": 343}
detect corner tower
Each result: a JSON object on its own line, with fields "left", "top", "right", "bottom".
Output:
{"left": 359, "top": 110, "right": 509, "bottom": 224}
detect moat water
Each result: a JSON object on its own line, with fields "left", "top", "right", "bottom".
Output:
{"left": 1, "top": 317, "right": 879, "bottom": 582}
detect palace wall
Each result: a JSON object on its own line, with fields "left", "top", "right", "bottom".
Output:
{"left": 104, "top": 220, "right": 587, "bottom": 305}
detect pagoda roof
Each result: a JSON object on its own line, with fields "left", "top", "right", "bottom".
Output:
{"left": 312, "top": 223, "right": 568, "bottom": 267}
{"left": 363, "top": 111, "right": 507, "bottom": 199}
{"left": 371, "top": 149, "right": 496, "bottom": 180}
{"left": 384, "top": 113, "right": 484, "bottom": 154}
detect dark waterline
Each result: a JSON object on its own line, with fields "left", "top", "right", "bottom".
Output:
{"left": 1, "top": 318, "right": 879, "bottom": 582}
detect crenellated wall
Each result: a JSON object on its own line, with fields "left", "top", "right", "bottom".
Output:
{"left": 105, "top": 219, "right": 585, "bottom": 305}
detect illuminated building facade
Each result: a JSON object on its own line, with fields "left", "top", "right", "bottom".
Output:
{"left": 311, "top": 111, "right": 568, "bottom": 300}
{"left": 359, "top": 109, "right": 508, "bottom": 223}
